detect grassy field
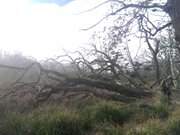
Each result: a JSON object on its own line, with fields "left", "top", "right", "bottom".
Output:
{"left": 0, "top": 97, "right": 180, "bottom": 135}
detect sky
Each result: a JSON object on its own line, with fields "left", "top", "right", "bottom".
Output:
{"left": 32, "top": 0, "right": 74, "bottom": 6}
{"left": 0, "top": 0, "right": 107, "bottom": 59}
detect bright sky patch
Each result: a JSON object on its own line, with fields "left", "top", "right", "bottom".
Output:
{"left": 32, "top": 0, "right": 74, "bottom": 6}
{"left": 0, "top": 0, "right": 106, "bottom": 59}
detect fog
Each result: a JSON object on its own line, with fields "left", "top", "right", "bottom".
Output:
{"left": 0, "top": 0, "right": 108, "bottom": 59}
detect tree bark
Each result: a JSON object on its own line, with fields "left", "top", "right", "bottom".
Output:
{"left": 36, "top": 85, "right": 137, "bottom": 103}
{"left": 154, "top": 55, "right": 160, "bottom": 83}
{"left": 166, "top": 0, "right": 180, "bottom": 42}
{"left": 66, "top": 78, "right": 152, "bottom": 98}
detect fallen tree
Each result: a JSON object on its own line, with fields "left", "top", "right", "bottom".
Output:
{"left": 0, "top": 58, "right": 152, "bottom": 104}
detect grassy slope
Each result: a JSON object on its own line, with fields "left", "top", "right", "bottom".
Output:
{"left": 1, "top": 98, "right": 180, "bottom": 135}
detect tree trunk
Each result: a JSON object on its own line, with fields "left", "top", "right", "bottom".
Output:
{"left": 166, "top": 0, "right": 180, "bottom": 42}
{"left": 154, "top": 55, "right": 160, "bottom": 83}
{"left": 66, "top": 78, "right": 152, "bottom": 98}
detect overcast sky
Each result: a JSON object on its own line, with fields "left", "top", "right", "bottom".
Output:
{"left": 0, "top": 0, "right": 107, "bottom": 59}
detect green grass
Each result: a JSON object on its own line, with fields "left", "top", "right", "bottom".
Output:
{"left": 81, "top": 102, "right": 133, "bottom": 125}
{"left": 140, "top": 103, "right": 169, "bottom": 119}
{"left": 127, "top": 119, "right": 166, "bottom": 135}
{"left": 0, "top": 107, "right": 93, "bottom": 135}
{"left": 100, "top": 124, "right": 124, "bottom": 135}
{"left": 0, "top": 100, "right": 177, "bottom": 135}
{"left": 0, "top": 112, "right": 28, "bottom": 135}
{"left": 166, "top": 119, "right": 180, "bottom": 135}
{"left": 29, "top": 112, "right": 84, "bottom": 135}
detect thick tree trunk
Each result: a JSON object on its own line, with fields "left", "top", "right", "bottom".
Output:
{"left": 66, "top": 78, "right": 152, "bottom": 98}
{"left": 166, "top": 0, "right": 180, "bottom": 42}
{"left": 36, "top": 85, "right": 137, "bottom": 103}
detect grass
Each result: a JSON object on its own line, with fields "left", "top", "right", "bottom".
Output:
{"left": 140, "top": 102, "right": 169, "bottom": 119}
{"left": 81, "top": 102, "right": 133, "bottom": 125}
{"left": 0, "top": 107, "right": 92, "bottom": 135}
{"left": 0, "top": 100, "right": 179, "bottom": 135}
{"left": 0, "top": 112, "right": 28, "bottom": 135}
{"left": 99, "top": 124, "right": 124, "bottom": 135}
{"left": 166, "top": 119, "right": 180, "bottom": 135}
{"left": 29, "top": 112, "right": 84, "bottom": 135}
{"left": 127, "top": 119, "right": 166, "bottom": 135}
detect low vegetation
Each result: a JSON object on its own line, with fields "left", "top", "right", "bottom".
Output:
{"left": 0, "top": 99, "right": 180, "bottom": 135}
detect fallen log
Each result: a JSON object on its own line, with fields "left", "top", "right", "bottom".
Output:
{"left": 36, "top": 85, "right": 137, "bottom": 103}
{"left": 66, "top": 78, "right": 152, "bottom": 98}
{"left": 0, "top": 63, "right": 152, "bottom": 103}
